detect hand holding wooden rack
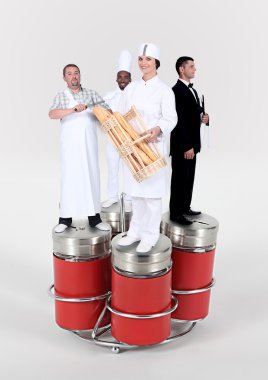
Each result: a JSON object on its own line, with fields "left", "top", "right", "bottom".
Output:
{"left": 93, "top": 106, "right": 166, "bottom": 183}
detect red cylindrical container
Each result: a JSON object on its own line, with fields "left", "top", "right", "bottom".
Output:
{"left": 171, "top": 248, "right": 215, "bottom": 321}
{"left": 161, "top": 213, "right": 219, "bottom": 322}
{"left": 51, "top": 221, "right": 111, "bottom": 331}
{"left": 110, "top": 234, "right": 174, "bottom": 345}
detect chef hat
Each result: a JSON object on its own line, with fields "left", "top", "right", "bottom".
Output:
{"left": 117, "top": 50, "right": 132, "bottom": 73}
{"left": 138, "top": 43, "right": 160, "bottom": 60}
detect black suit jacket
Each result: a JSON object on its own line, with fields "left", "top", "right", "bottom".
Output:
{"left": 170, "top": 79, "right": 203, "bottom": 156}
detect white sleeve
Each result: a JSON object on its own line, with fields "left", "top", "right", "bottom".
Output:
{"left": 103, "top": 91, "right": 115, "bottom": 110}
{"left": 157, "top": 87, "right": 177, "bottom": 136}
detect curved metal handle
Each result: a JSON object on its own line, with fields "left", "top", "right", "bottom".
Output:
{"left": 119, "top": 192, "right": 126, "bottom": 233}
{"left": 90, "top": 294, "right": 196, "bottom": 351}
{"left": 91, "top": 300, "right": 111, "bottom": 340}
{"left": 172, "top": 278, "right": 216, "bottom": 295}
{"left": 106, "top": 294, "right": 178, "bottom": 320}
{"left": 48, "top": 284, "right": 110, "bottom": 303}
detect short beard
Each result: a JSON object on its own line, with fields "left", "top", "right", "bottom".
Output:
{"left": 71, "top": 81, "right": 79, "bottom": 88}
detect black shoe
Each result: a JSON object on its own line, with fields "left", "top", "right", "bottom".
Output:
{"left": 184, "top": 208, "right": 201, "bottom": 216}
{"left": 59, "top": 217, "right": 72, "bottom": 227}
{"left": 170, "top": 215, "right": 193, "bottom": 225}
{"left": 88, "top": 213, "right": 102, "bottom": 228}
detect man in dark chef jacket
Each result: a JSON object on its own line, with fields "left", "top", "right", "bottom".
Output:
{"left": 170, "top": 57, "right": 209, "bottom": 225}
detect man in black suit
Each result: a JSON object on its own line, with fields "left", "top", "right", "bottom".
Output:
{"left": 170, "top": 56, "right": 209, "bottom": 225}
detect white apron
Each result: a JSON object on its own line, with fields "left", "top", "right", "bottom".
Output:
{"left": 60, "top": 89, "right": 101, "bottom": 218}
{"left": 104, "top": 88, "right": 131, "bottom": 201}
{"left": 104, "top": 88, "right": 122, "bottom": 199}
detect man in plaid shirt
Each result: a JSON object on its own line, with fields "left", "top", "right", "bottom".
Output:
{"left": 50, "top": 85, "right": 108, "bottom": 113}
{"left": 49, "top": 64, "right": 111, "bottom": 233}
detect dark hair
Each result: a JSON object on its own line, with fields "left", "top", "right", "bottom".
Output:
{"left": 175, "top": 56, "right": 193, "bottom": 75}
{"left": 63, "top": 64, "right": 80, "bottom": 76}
{"left": 155, "top": 59, "right": 160, "bottom": 70}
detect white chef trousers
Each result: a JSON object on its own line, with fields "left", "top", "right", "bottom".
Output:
{"left": 106, "top": 141, "right": 131, "bottom": 201}
{"left": 127, "top": 197, "right": 162, "bottom": 245}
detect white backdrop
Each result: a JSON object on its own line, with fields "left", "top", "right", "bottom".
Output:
{"left": 0, "top": 0, "right": 268, "bottom": 379}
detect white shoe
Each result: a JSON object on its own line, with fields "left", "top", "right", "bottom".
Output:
{"left": 95, "top": 222, "right": 111, "bottom": 231}
{"left": 136, "top": 242, "right": 153, "bottom": 253}
{"left": 124, "top": 201, "right": 132, "bottom": 212}
{"left": 102, "top": 198, "right": 118, "bottom": 208}
{"left": 117, "top": 235, "right": 140, "bottom": 246}
{"left": 55, "top": 224, "right": 69, "bottom": 233}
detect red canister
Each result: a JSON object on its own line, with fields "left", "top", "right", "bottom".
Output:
{"left": 161, "top": 213, "right": 219, "bottom": 322}
{"left": 51, "top": 221, "right": 111, "bottom": 331}
{"left": 110, "top": 234, "right": 175, "bottom": 345}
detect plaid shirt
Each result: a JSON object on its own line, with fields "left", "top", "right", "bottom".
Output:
{"left": 50, "top": 86, "right": 110, "bottom": 110}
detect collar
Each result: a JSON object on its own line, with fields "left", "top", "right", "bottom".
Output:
{"left": 140, "top": 75, "right": 159, "bottom": 86}
{"left": 178, "top": 78, "right": 192, "bottom": 87}
{"left": 67, "top": 85, "right": 83, "bottom": 95}
{"left": 115, "top": 85, "right": 123, "bottom": 93}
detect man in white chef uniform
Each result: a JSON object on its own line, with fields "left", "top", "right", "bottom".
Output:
{"left": 102, "top": 50, "right": 132, "bottom": 210}
{"left": 49, "top": 64, "right": 110, "bottom": 233}
{"left": 117, "top": 43, "right": 177, "bottom": 252}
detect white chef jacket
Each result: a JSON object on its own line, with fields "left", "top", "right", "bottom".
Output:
{"left": 119, "top": 75, "right": 177, "bottom": 198}
{"left": 104, "top": 86, "right": 123, "bottom": 112}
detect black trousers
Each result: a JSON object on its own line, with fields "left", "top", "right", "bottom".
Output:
{"left": 169, "top": 154, "right": 196, "bottom": 216}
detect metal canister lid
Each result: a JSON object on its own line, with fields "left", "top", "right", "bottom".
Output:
{"left": 101, "top": 202, "right": 132, "bottom": 234}
{"left": 161, "top": 212, "right": 219, "bottom": 250}
{"left": 112, "top": 233, "right": 172, "bottom": 277}
{"left": 52, "top": 219, "right": 111, "bottom": 260}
